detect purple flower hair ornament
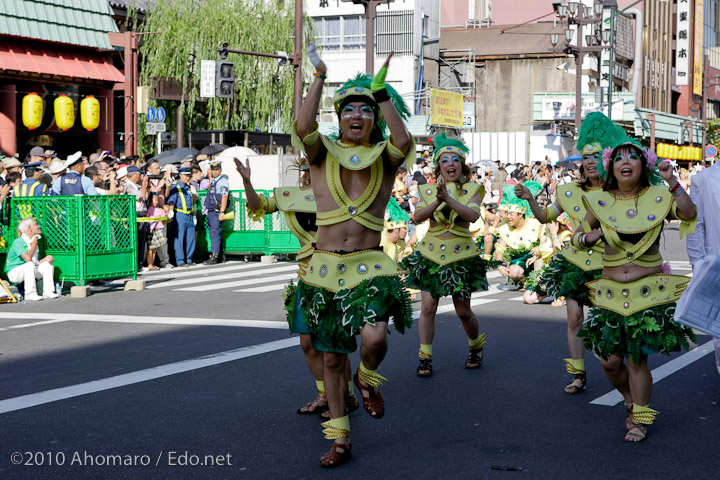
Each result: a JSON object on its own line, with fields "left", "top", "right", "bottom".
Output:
{"left": 646, "top": 148, "right": 658, "bottom": 168}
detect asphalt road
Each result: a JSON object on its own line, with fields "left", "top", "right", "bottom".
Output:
{"left": 0, "top": 223, "right": 717, "bottom": 480}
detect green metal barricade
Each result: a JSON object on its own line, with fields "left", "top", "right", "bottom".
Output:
{"left": 2, "top": 196, "right": 137, "bottom": 286}
{"left": 196, "top": 190, "right": 301, "bottom": 255}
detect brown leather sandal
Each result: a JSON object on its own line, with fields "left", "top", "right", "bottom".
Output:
{"left": 353, "top": 370, "right": 385, "bottom": 419}
{"left": 564, "top": 374, "right": 587, "bottom": 394}
{"left": 296, "top": 396, "right": 328, "bottom": 415}
{"left": 624, "top": 422, "right": 648, "bottom": 442}
{"left": 465, "top": 348, "right": 484, "bottom": 369}
{"left": 320, "top": 441, "right": 352, "bottom": 468}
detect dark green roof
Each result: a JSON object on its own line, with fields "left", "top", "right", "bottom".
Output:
{"left": 0, "top": 0, "right": 118, "bottom": 50}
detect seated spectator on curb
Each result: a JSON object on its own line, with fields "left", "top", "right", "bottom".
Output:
{"left": 5, "top": 217, "right": 58, "bottom": 301}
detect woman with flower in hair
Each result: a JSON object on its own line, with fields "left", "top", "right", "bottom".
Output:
{"left": 516, "top": 112, "right": 623, "bottom": 394}
{"left": 402, "top": 133, "right": 489, "bottom": 377}
{"left": 572, "top": 135, "right": 697, "bottom": 442}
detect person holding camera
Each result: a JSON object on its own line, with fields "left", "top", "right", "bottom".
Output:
{"left": 5, "top": 217, "right": 58, "bottom": 301}
{"left": 85, "top": 166, "right": 118, "bottom": 195}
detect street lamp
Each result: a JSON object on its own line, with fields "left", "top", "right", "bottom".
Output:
{"left": 550, "top": 0, "right": 611, "bottom": 136}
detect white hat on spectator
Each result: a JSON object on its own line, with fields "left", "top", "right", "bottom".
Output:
{"left": 64, "top": 151, "right": 83, "bottom": 168}
{"left": 161, "top": 164, "right": 178, "bottom": 174}
{"left": 48, "top": 160, "right": 66, "bottom": 174}
{"left": 116, "top": 166, "right": 128, "bottom": 179}
{"left": 3, "top": 157, "right": 22, "bottom": 168}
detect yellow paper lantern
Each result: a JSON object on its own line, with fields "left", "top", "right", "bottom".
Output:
{"left": 54, "top": 94, "right": 75, "bottom": 131}
{"left": 80, "top": 95, "right": 100, "bottom": 131}
{"left": 22, "top": 92, "right": 43, "bottom": 130}
{"left": 696, "top": 147, "right": 702, "bottom": 161}
{"left": 657, "top": 143, "right": 665, "bottom": 158}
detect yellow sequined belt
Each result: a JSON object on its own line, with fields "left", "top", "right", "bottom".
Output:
{"left": 415, "top": 235, "right": 479, "bottom": 265}
{"left": 564, "top": 244, "right": 603, "bottom": 271}
{"left": 299, "top": 249, "right": 403, "bottom": 292}
{"left": 587, "top": 274, "right": 690, "bottom": 316}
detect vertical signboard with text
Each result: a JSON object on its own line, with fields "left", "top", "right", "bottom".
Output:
{"left": 694, "top": 0, "right": 705, "bottom": 96}
{"left": 676, "top": 0, "right": 691, "bottom": 86}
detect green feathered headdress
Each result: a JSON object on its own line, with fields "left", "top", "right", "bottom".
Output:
{"left": 432, "top": 132, "right": 469, "bottom": 163}
{"left": 333, "top": 73, "right": 410, "bottom": 144}
{"left": 576, "top": 112, "right": 628, "bottom": 155}
{"left": 501, "top": 180, "right": 543, "bottom": 217}
{"left": 385, "top": 198, "right": 410, "bottom": 230}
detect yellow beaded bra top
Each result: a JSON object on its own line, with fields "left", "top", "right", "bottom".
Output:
{"left": 418, "top": 183, "right": 483, "bottom": 238}
{"left": 583, "top": 186, "right": 672, "bottom": 268}
{"left": 314, "top": 139, "right": 386, "bottom": 232}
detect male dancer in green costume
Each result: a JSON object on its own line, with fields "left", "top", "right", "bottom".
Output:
{"left": 294, "top": 44, "right": 414, "bottom": 467}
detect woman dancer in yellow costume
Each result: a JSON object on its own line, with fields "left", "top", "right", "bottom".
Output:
{"left": 516, "top": 112, "right": 623, "bottom": 394}
{"left": 402, "top": 134, "right": 489, "bottom": 377}
{"left": 573, "top": 134, "right": 697, "bottom": 442}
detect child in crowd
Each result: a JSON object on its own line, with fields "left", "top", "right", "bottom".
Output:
{"left": 146, "top": 192, "right": 168, "bottom": 271}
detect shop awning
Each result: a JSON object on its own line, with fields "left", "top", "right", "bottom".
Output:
{"left": 0, "top": 37, "right": 123, "bottom": 83}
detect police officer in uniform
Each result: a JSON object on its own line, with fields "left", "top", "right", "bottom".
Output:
{"left": 168, "top": 167, "right": 196, "bottom": 267}
{"left": 52, "top": 152, "right": 99, "bottom": 195}
{"left": 14, "top": 162, "right": 51, "bottom": 197}
{"left": 203, "top": 160, "right": 229, "bottom": 265}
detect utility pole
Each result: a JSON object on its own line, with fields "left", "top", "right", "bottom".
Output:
{"left": 293, "top": 0, "right": 303, "bottom": 119}
{"left": 341, "top": 0, "right": 393, "bottom": 73}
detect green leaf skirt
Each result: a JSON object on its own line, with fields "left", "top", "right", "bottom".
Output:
{"left": 284, "top": 279, "right": 312, "bottom": 335}
{"left": 401, "top": 251, "right": 489, "bottom": 300}
{"left": 297, "top": 275, "right": 413, "bottom": 353}
{"left": 524, "top": 264, "right": 548, "bottom": 294}
{"left": 541, "top": 254, "right": 602, "bottom": 306}
{"left": 579, "top": 303, "right": 696, "bottom": 364}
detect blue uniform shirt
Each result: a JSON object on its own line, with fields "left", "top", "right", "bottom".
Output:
{"left": 15, "top": 178, "right": 51, "bottom": 197}
{"left": 52, "top": 171, "right": 99, "bottom": 195}
{"left": 204, "top": 174, "right": 230, "bottom": 211}
{"left": 168, "top": 181, "right": 194, "bottom": 214}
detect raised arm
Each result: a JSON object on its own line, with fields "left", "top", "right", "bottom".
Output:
{"left": 373, "top": 53, "right": 411, "bottom": 166}
{"left": 515, "top": 184, "right": 562, "bottom": 223}
{"left": 235, "top": 158, "right": 260, "bottom": 212}
{"left": 659, "top": 160, "right": 696, "bottom": 221}
{"left": 296, "top": 43, "right": 326, "bottom": 165}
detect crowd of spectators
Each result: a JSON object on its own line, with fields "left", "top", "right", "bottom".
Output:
{"left": 0, "top": 148, "right": 221, "bottom": 273}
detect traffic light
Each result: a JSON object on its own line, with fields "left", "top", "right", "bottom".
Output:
{"left": 215, "top": 61, "right": 234, "bottom": 98}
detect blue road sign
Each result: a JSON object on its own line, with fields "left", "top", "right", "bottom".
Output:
{"left": 705, "top": 144, "right": 717, "bottom": 158}
{"left": 156, "top": 107, "right": 166, "bottom": 123}
{"left": 147, "top": 106, "right": 156, "bottom": 122}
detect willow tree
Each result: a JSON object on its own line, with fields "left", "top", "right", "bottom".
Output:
{"left": 135, "top": 0, "right": 313, "bottom": 152}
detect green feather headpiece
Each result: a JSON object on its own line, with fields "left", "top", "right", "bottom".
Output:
{"left": 501, "top": 180, "right": 543, "bottom": 217}
{"left": 333, "top": 73, "right": 410, "bottom": 144}
{"left": 576, "top": 112, "right": 628, "bottom": 155}
{"left": 385, "top": 198, "right": 410, "bottom": 230}
{"left": 432, "top": 133, "right": 469, "bottom": 163}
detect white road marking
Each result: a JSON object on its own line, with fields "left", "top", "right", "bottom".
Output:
{"left": 0, "top": 337, "right": 299, "bottom": 415}
{"left": 0, "top": 319, "right": 69, "bottom": 331}
{"left": 147, "top": 264, "right": 298, "bottom": 289}
{"left": 412, "top": 298, "right": 498, "bottom": 320}
{"left": 235, "top": 284, "right": 288, "bottom": 293}
{"left": 175, "top": 272, "right": 300, "bottom": 292}
{"left": 138, "top": 261, "right": 286, "bottom": 280}
{"left": 0, "top": 313, "right": 287, "bottom": 329}
{"left": 590, "top": 339, "right": 716, "bottom": 406}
